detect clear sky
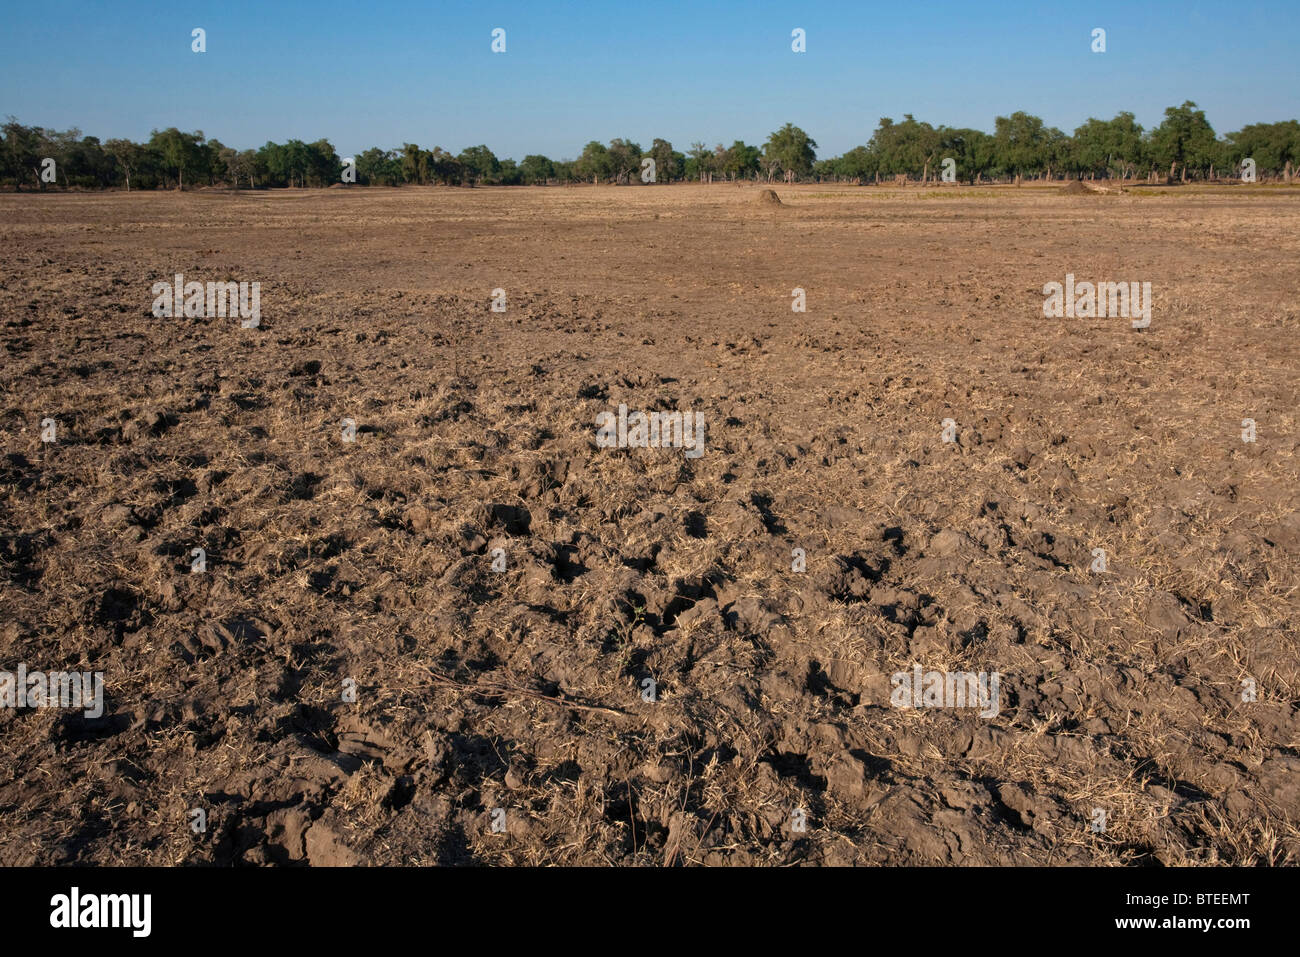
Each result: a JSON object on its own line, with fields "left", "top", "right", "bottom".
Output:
{"left": 2, "top": 0, "right": 1296, "bottom": 161}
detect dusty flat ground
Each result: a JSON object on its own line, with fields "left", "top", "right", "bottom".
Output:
{"left": 0, "top": 182, "right": 1297, "bottom": 865}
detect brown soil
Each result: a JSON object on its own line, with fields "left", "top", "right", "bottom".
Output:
{"left": 1, "top": 183, "right": 1297, "bottom": 866}
{"left": 756, "top": 188, "right": 783, "bottom": 205}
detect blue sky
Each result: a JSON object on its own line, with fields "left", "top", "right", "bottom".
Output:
{"left": 2, "top": 0, "right": 1296, "bottom": 160}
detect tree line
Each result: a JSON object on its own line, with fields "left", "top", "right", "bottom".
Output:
{"left": 820, "top": 103, "right": 1297, "bottom": 185}
{"left": 3, "top": 102, "right": 1296, "bottom": 191}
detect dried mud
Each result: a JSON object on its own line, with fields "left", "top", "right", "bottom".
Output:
{"left": 0, "top": 183, "right": 1297, "bottom": 865}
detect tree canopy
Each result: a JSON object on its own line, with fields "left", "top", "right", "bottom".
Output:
{"left": 3, "top": 105, "right": 1296, "bottom": 191}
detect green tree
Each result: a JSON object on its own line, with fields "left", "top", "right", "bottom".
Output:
{"left": 46, "top": 130, "right": 114, "bottom": 188}
{"left": 519, "top": 154, "right": 555, "bottom": 184}
{"left": 938, "top": 128, "right": 996, "bottom": 183}
{"left": 833, "top": 145, "right": 877, "bottom": 182}
{"left": 763, "top": 123, "right": 817, "bottom": 182}
{"left": 993, "top": 112, "right": 1050, "bottom": 181}
{"left": 149, "top": 128, "right": 207, "bottom": 188}
{"left": 1072, "top": 112, "right": 1145, "bottom": 179}
{"left": 217, "top": 145, "right": 241, "bottom": 186}
{"left": 241, "top": 149, "right": 266, "bottom": 188}
{"left": 1225, "top": 120, "right": 1299, "bottom": 179}
{"left": 2, "top": 119, "right": 44, "bottom": 190}
{"left": 400, "top": 143, "right": 426, "bottom": 184}
{"left": 1149, "top": 101, "right": 1219, "bottom": 181}
{"left": 868, "top": 115, "right": 940, "bottom": 179}
{"left": 263, "top": 139, "right": 313, "bottom": 187}
{"left": 606, "top": 138, "right": 642, "bottom": 184}
{"left": 305, "top": 139, "right": 341, "bottom": 186}
{"left": 722, "top": 140, "right": 760, "bottom": 180}
{"left": 105, "top": 138, "right": 143, "bottom": 190}
{"left": 457, "top": 144, "right": 499, "bottom": 185}
{"left": 574, "top": 140, "right": 613, "bottom": 183}
{"left": 686, "top": 141, "right": 711, "bottom": 181}
{"left": 646, "top": 139, "right": 680, "bottom": 183}
{"left": 356, "top": 147, "right": 402, "bottom": 186}
{"left": 428, "top": 147, "right": 462, "bottom": 185}
{"left": 496, "top": 158, "right": 521, "bottom": 185}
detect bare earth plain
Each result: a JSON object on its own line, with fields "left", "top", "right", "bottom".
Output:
{"left": 0, "top": 182, "right": 1297, "bottom": 866}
